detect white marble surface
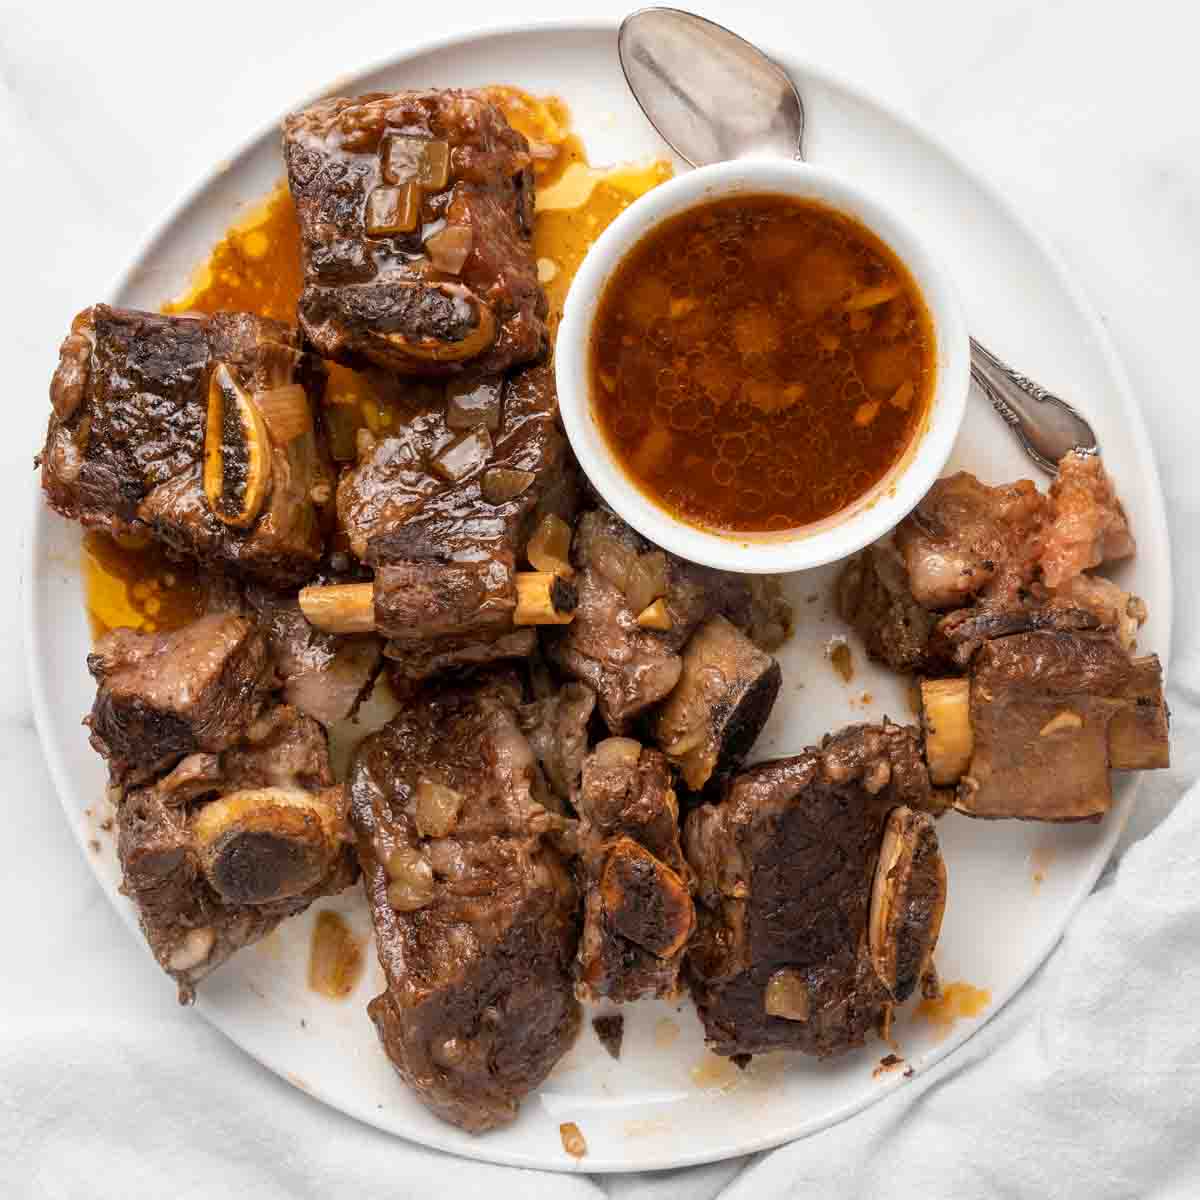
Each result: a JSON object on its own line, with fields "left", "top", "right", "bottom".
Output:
{"left": 4, "top": 1, "right": 1200, "bottom": 1194}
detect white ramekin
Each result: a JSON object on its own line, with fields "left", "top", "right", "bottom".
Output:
{"left": 554, "top": 159, "right": 970, "bottom": 574}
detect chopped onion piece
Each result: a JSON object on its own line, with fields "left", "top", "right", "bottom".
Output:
{"left": 593, "top": 737, "right": 642, "bottom": 768}
{"left": 527, "top": 514, "right": 574, "bottom": 577}
{"left": 255, "top": 384, "right": 311, "bottom": 444}
{"left": 431, "top": 427, "right": 493, "bottom": 482}
{"left": 635, "top": 598, "right": 672, "bottom": 630}
{"left": 365, "top": 183, "right": 419, "bottom": 235}
{"left": 625, "top": 550, "right": 668, "bottom": 614}
{"left": 414, "top": 779, "right": 464, "bottom": 838}
{"left": 417, "top": 140, "right": 450, "bottom": 189}
{"left": 481, "top": 467, "right": 535, "bottom": 505}
{"left": 446, "top": 375, "right": 502, "bottom": 430}
{"left": 426, "top": 225, "right": 474, "bottom": 275}
{"left": 845, "top": 282, "right": 901, "bottom": 311}
{"left": 764, "top": 969, "right": 810, "bottom": 1020}
{"left": 384, "top": 846, "right": 435, "bottom": 911}
{"left": 377, "top": 135, "right": 448, "bottom": 190}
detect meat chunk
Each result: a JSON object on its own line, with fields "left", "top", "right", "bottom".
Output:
{"left": 849, "top": 453, "right": 1144, "bottom": 670}
{"left": 836, "top": 541, "right": 936, "bottom": 673}
{"left": 245, "top": 586, "right": 383, "bottom": 726}
{"left": 574, "top": 738, "right": 695, "bottom": 1003}
{"left": 894, "top": 472, "right": 1049, "bottom": 610}
{"left": 684, "top": 722, "right": 945, "bottom": 1058}
{"left": 519, "top": 682, "right": 596, "bottom": 805}
{"left": 40, "top": 306, "right": 331, "bottom": 588}
{"left": 549, "top": 509, "right": 758, "bottom": 731}
{"left": 117, "top": 705, "right": 355, "bottom": 1002}
{"left": 653, "top": 615, "right": 782, "bottom": 791}
{"left": 1041, "top": 450, "right": 1135, "bottom": 588}
{"left": 314, "top": 363, "right": 576, "bottom": 683}
{"left": 592, "top": 1014, "right": 624, "bottom": 1060}
{"left": 348, "top": 673, "right": 580, "bottom": 1133}
{"left": 925, "top": 630, "right": 1170, "bottom": 821}
{"left": 87, "top": 614, "right": 274, "bottom": 784}
{"left": 283, "top": 90, "right": 545, "bottom": 376}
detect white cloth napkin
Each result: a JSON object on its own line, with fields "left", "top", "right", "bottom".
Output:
{"left": 5, "top": 0, "right": 1200, "bottom": 1196}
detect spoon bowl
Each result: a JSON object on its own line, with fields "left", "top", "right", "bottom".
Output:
{"left": 618, "top": 7, "right": 804, "bottom": 165}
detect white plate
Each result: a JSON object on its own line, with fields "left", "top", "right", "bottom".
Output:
{"left": 25, "top": 19, "right": 1171, "bottom": 1174}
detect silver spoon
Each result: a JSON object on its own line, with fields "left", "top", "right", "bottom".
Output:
{"left": 617, "top": 6, "right": 1099, "bottom": 475}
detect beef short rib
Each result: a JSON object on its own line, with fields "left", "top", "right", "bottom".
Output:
{"left": 41, "top": 305, "right": 332, "bottom": 588}
{"left": 283, "top": 90, "right": 545, "bottom": 376}
{"left": 87, "top": 614, "right": 275, "bottom": 784}
{"left": 331, "top": 362, "right": 577, "bottom": 683}
{"left": 684, "top": 722, "right": 946, "bottom": 1058}
{"left": 348, "top": 673, "right": 580, "bottom": 1132}
{"left": 929, "top": 629, "right": 1170, "bottom": 821}
{"left": 117, "top": 704, "right": 355, "bottom": 1002}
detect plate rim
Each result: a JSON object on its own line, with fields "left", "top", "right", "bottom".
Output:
{"left": 24, "top": 15, "right": 1173, "bottom": 1174}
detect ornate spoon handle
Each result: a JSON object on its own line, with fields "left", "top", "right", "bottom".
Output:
{"left": 969, "top": 337, "right": 1098, "bottom": 475}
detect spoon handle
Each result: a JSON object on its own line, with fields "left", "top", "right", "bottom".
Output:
{"left": 969, "top": 337, "right": 1099, "bottom": 475}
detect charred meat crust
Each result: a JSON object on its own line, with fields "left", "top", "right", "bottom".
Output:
{"left": 338, "top": 363, "right": 579, "bottom": 684}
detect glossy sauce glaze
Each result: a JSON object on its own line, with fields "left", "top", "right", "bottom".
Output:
{"left": 84, "top": 87, "right": 671, "bottom": 639}
{"left": 590, "top": 196, "right": 934, "bottom": 534}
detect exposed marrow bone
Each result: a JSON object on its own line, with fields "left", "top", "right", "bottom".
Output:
{"left": 299, "top": 583, "right": 376, "bottom": 634}
{"left": 300, "top": 570, "right": 580, "bottom": 635}
{"left": 380, "top": 283, "right": 497, "bottom": 363}
{"left": 653, "top": 615, "right": 782, "bottom": 791}
{"left": 599, "top": 836, "right": 694, "bottom": 960}
{"left": 868, "top": 807, "right": 947, "bottom": 1003}
{"left": 203, "top": 364, "right": 274, "bottom": 528}
{"left": 920, "top": 678, "right": 974, "bottom": 787}
{"left": 191, "top": 786, "right": 347, "bottom": 905}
